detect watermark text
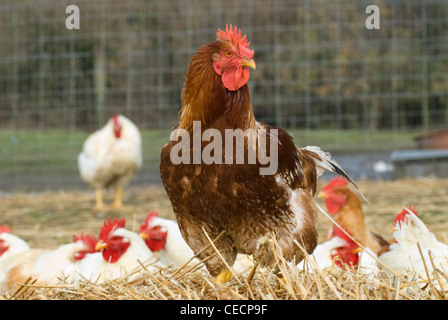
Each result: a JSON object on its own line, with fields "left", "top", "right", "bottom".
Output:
{"left": 170, "top": 121, "right": 278, "bottom": 175}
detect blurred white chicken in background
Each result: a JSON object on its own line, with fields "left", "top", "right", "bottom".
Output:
{"left": 380, "top": 207, "right": 448, "bottom": 289}
{"left": 0, "top": 225, "right": 30, "bottom": 262}
{"left": 78, "top": 114, "right": 142, "bottom": 211}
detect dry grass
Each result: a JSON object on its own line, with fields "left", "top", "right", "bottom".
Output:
{"left": 1, "top": 177, "right": 448, "bottom": 300}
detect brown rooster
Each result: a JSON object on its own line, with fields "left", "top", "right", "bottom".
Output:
{"left": 160, "top": 25, "right": 358, "bottom": 283}
{"left": 318, "top": 177, "right": 390, "bottom": 256}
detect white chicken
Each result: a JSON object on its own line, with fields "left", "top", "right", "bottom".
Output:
{"left": 297, "top": 235, "right": 350, "bottom": 271}
{"left": 297, "top": 226, "right": 378, "bottom": 278}
{"left": 0, "top": 233, "right": 97, "bottom": 291}
{"left": 380, "top": 207, "right": 448, "bottom": 289}
{"left": 139, "top": 211, "right": 197, "bottom": 268}
{"left": 0, "top": 225, "right": 30, "bottom": 262}
{"left": 357, "top": 247, "right": 380, "bottom": 284}
{"left": 297, "top": 230, "right": 359, "bottom": 272}
{"left": 78, "top": 114, "right": 142, "bottom": 210}
{"left": 138, "top": 211, "right": 254, "bottom": 274}
{"left": 73, "top": 216, "right": 157, "bottom": 284}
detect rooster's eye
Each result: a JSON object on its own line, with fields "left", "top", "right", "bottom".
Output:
{"left": 224, "top": 51, "right": 232, "bottom": 57}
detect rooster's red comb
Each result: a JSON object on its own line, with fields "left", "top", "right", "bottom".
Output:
{"left": 216, "top": 25, "right": 254, "bottom": 59}
{"left": 99, "top": 216, "right": 126, "bottom": 241}
{"left": 323, "top": 176, "right": 349, "bottom": 193}
{"left": 0, "top": 225, "right": 11, "bottom": 234}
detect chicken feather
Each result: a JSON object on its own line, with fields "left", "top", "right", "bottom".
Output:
{"left": 380, "top": 208, "right": 448, "bottom": 290}
{"left": 0, "top": 237, "right": 95, "bottom": 291}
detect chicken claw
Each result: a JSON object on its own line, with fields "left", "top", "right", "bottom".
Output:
{"left": 215, "top": 269, "right": 232, "bottom": 284}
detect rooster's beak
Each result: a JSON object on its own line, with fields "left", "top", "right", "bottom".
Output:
{"left": 95, "top": 241, "right": 108, "bottom": 251}
{"left": 139, "top": 232, "right": 149, "bottom": 240}
{"left": 241, "top": 59, "right": 256, "bottom": 70}
{"left": 317, "top": 191, "right": 327, "bottom": 199}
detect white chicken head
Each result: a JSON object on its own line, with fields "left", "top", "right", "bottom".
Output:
{"left": 139, "top": 211, "right": 168, "bottom": 252}
{"left": 95, "top": 216, "right": 131, "bottom": 263}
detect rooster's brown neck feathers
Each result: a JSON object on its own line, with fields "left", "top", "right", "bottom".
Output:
{"left": 179, "top": 41, "right": 256, "bottom": 131}
{"left": 330, "top": 187, "right": 390, "bottom": 255}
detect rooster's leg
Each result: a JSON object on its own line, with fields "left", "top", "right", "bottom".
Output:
{"left": 112, "top": 185, "right": 123, "bottom": 208}
{"left": 215, "top": 269, "right": 232, "bottom": 284}
{"left": 94, "top": 188, "right": 105, "bottom": 211}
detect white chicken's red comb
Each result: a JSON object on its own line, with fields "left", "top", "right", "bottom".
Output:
{"left": 394, "top": 206, "right": 418, "bottom": 226}
{"left": 0, "top": 225, "right": 11, "bottom": 234}
{"left": 99, "top": 216, "right": 126, "bottom": 241}
{"left": 216, "top": 24, "right": 254, "bottom": 59}
{"left": 73, "top": 232, "right": 98, "bottom": 252}
{"left": 333, "top": 226, "right": 355, "bottom": 243}
{"left": 112, "top": 114, "right": 120, "bottom": 125}
{"left": 140, "top": 210, "right": 159, "bottom": 233}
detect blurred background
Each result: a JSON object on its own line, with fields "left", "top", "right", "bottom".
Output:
{"left": 1, "top": 0, "right": 447, "bottom": 191}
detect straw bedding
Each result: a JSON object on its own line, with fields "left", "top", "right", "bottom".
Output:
{"left": 1, "top": 178, "right": 447, "bottom": 300}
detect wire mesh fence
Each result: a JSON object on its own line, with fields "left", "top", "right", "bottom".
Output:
{"left": 0, "top": 0, "right": 447, "bottom": 190}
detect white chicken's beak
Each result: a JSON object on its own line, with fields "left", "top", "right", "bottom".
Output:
{"left": 95, "top": 241, "right": 108, "bottom": 251}
{"left": 139, "top": 232, "right": 149, "bottom": 240}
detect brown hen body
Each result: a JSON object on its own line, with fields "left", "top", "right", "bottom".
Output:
{"left": 325, "top": 187, "right": 390, "bottom": 256}
{"left": 159, "top": 41, "right": 324, "bottom": 276}
{"left": 159, "top": 30, "right": 369, "bottom": 278}
{"left": 161, "top": 140, "right": 319, "bottom": 276}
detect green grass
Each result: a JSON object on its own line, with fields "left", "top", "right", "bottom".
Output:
{"left": 0, "top": 128, "right": 418, "bottom": 177}
{"left": 0, "top": 129, "right": 171, "bottom": 174}
{"left": 287, "top": 129, "right": 418, "bottom": 152}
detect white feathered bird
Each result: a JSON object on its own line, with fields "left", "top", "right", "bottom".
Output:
{"left": 0, "top": 225, "right": 30, "bottom": 262}
{"left": 139, "top": 211, "right": 196, "bottom": 268}
{"left": 357, "top": 247, "right": 380, "bottom": 284}
{"left": 0, "top": 233, "right": 97, "bottom": 291}
{"left": 297, "top": 226, "right": 378, "bottom": 278}
{"left": 297, "top": 228, "right": 360, "bottom": 271}
{"left": 138, "top": 211, "right": 254, "bottom": 274}
{"left": 78, "top": 114, "right": 142, "bottom": 210}
{"left": 380, "top": 207, "right": 448, "bottom": 289}
{"left": 74, "top": 216, "right": 157, "bottom": 284}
